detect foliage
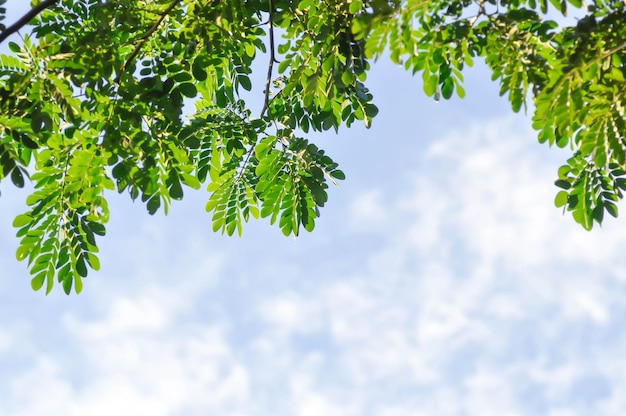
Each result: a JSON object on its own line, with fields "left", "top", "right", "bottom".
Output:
{"left": 0, "top": 0, "right": 624, "bottom": 293}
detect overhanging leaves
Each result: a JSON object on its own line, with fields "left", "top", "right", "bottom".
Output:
{"left": 0, "top": 0, "right": 625, "bottom": 293}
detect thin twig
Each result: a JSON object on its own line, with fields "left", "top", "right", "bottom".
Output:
{"left": 0, "top": 0, "right": 59, "bottom": 45}
{"left": 468, "top": 0, "right": 485, "bottom": 26}
{"left": 235, "top": 0, "right": 278, "bottom": 184}
{"left": 259, "top": 0, "right": 278, "bottom": 119}
{"left": 115, "top": 0, "right": 182, "bottom": 84}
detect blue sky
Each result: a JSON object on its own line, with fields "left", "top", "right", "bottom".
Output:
{"left": 2, "top": 2, "right": 626, "bottom": 415}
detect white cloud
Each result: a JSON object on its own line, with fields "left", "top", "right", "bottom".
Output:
{"left": 4, "top": 115, "right": 626, "bottom": 416}
{"left": 290, "top": 357, "right": 361, "bottom": 416}
{"left": 349, "top": 189, "right": 388, "bottom": 229}
{"left": 258, "top": 291, "right": 322, "bottom": 335}
{"left": 330, "top": 115, "right": 626, "bottom": 414}
{"left": 463, "top": 366, "right": 523, "bottom": 416}
{"left": 2, "top": 280, "right": 251, "bottom": 416}
{"left": 565, "top": 288, "right": 610, "bottom": 325}
{"left": 0, "top": 329, "right": 12, "bottom": 352}
{"left": 67, "top": 324, "right": 249, "bottom": 416}
{"left": 67, "top": 296, "right": 170, "bottom": 339}
{"left": 6, "top": 358, "right": 74, "bottom": 416}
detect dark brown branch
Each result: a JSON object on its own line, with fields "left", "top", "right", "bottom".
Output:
{"left": 234, "top": 0, "right": 278, "bottom": 185}
{"left": 259, "top": 0, "right": 278, "bottom": 119}
{"left": 0, "top": 0, "right": 59, "bottom": 45}
{"left": 115, "top": 0, "right": 182, "bottom": 84}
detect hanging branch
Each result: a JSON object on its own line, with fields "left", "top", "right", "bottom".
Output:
{"left": 0, "top": 0, "right": 59, "bottom": 44}
{"left": 259, "top": 0, "right": 278, "bottom": 119}
{"left": 235, "top": 0, "right": 279, "bottom": 184}
{"left": 115, "top": 0, "right": 183, "bottom": 84}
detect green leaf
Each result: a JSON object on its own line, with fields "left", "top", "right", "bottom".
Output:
{"left": 192, "top": 62, "right": 207, "bottom": 81}
{"left": 179, "top": 83, "right": 197, "bottom": 98}
{"left": 90, "top": 223, "right": 106, "bottom": 236}
{"left": 181, "top": 173, "right": 201, "bottom": 189}
{"left": 330, "top": 170, "right": 345, "bottom": 180}
{"left": 11, "top": 168, "right": 24, "bottom": 188}
{"left": 169, "top": 178, "right": 184, "bottom": 200}
{"left": 31, "top": 272, "right": 46, "bottom": 291}
{"left": 76, "top": 255, "right": 88, "bottom": 278}
{"left": 349, "top": 0, "right": 363, "bottom": 14}
{"left": 16, "top": 244, "right": 32, "bottom": 261}
{"left": 147, "top": 195, "right": 161, "bottom": 215}
{"left": 605, "top": 202, "right": 618, "bottom": 218}
{"left": 62, "top": 275, "right": 73, "bottom": 295}
{"left": 12, "top": 214, "right": 32, "bottom": 228}
{"left": 554, "top": 179, "right": 571, "bottom": 190}
{"left": 554, "top": 191, "right": 568, "bottom": 207}
{"left": 278, "top": 59, "right": 290, "bottom": 74}
{"left": 74, "top": 275, "right": 83, "bottom": 294}
{"left": 86, "top": 253, "right": 100, "bottom": 271}
{"left": 423, "top": 72, "right": 437, "bottom": 97}
{"left": 2, "top": 0, "right": 625, "bottom": 294}
{"left": 238, "top": 75, "right": 252, "bottom": 91}
{"left": 20, "top": 134, "right": 39, "bottom": 149}
{"left": 592, "top": 205, "right": 604, "bottom": 224}
{"left": 441, "top": 78, "right": 454, "bottom": 100}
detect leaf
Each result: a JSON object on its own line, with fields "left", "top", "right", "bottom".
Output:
{"left": 62, "top": 275, "right": 73, "bottom": 295}
{"left": 179, "top": 83, "right": 198, "bottom": 98}
{"left": 278, "top": 59, "right": 290, "bottom": 74}
{"left": 605, "top": 202, "right": 618, "bottom": 218}
{"left": 554, "top": 191, "right": 568, "bottom": 207}
{"left": 147, "top": 195, "right": 161, "bottom": 215}
{"left": 11, "top": 168, "right": 24, "bottom": 188}
{"left": 554, "top": 179, "right": 571, "bottom": 190}
{"left": 441, "top": 78, "right": 454, "bottom": 100}
{"left": 169, "top": 178, "right": 184, "bottom": 200}
{"left": 31, "top": 272, "right": 46, "bottom": 291}
{"left": 20, "top": 135, "right": 38, "bottom": 149}
{"left": 76, "top": 255, "right": 88, "bottom": 278}
{"left": 86, "top": 252, "right": 100, "bottom": 271}
{"left": 2, "top": 0, "right": 625, "bottom": 295}
{"left": 349, "top": 0, "right": 363, "bottom": 14}
{"left": 90, "top": 222, "right": 106, "bottom": 236}
{"left": 592, "top": 205, "right": 604, "bottom": 224}
{"left": 16, "top": 244, "right": 32, "bottom": 261}
{"left": 181, "top": 173, "right": 201, "bottom": 189}
{"left": 330, "top": 170, "right": 345, "bottom": 180}
{"left": 192, "top": 61, "right": 207, "bottom": 81}
{"left": 12, "top": 214, "right": 32, "bottom": 228}
{"left": 74, "top": 275, "right": 83, "bottom": 294}
{"left": 238, "top": 75, "right": 252, "bottom": 91}
{"left": 423, "top": 72, "right": 437, "bottom": 97}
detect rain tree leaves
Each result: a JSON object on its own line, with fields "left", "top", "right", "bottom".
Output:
{"left": 353, "top": 0, "right": 626, "bottom": 230}
{"left": 1, "top": 0, "right": 355, "bottom": 294}
{"left": 0, "top": 0, "right": 624, "bottom": 293}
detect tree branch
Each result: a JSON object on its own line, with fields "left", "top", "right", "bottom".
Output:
{"left": 259, "top": 0, "right": 278, "bottom": 119}
{"left": 115, "top": 0, "right": 182, "bottom": 84}
{"left": 0, "top": 0, "right": 59, "bottom": 45}
{"left": 234, "top": 1, "right": 278, "bottom": 185}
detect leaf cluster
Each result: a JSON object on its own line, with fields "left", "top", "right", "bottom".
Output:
{"left": 354, "top": 0, "right": 626, "bottom": 230}
{"left": 0, "top": 0, "right": 356, "bottom": 293}
{"left": 0, "top": 0, "right": 625, "bottom": 293}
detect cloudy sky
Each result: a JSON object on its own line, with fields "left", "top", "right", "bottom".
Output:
{"left": 2, "top": 3, "right": 626, "bottom": 415}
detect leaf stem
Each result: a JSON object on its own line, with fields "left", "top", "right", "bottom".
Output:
{"left": 0, "top": 0, "right": 59, "bottom": 45}
{"left": 234, "top": 2, "right": 279, "bottom": 186}
{"left": 116, "top": 0, "right": 183, "bottom": 84}
{"left": 259, "top": 0, "right": 278, "bottom": 119}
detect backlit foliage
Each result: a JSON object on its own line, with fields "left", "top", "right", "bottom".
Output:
{"left": 0, "top": 0, "right": 624, "bottom": 293}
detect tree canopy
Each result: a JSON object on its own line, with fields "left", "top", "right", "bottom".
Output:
{"left": 0, "top": 0, "right": 625, "bottom": 294}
